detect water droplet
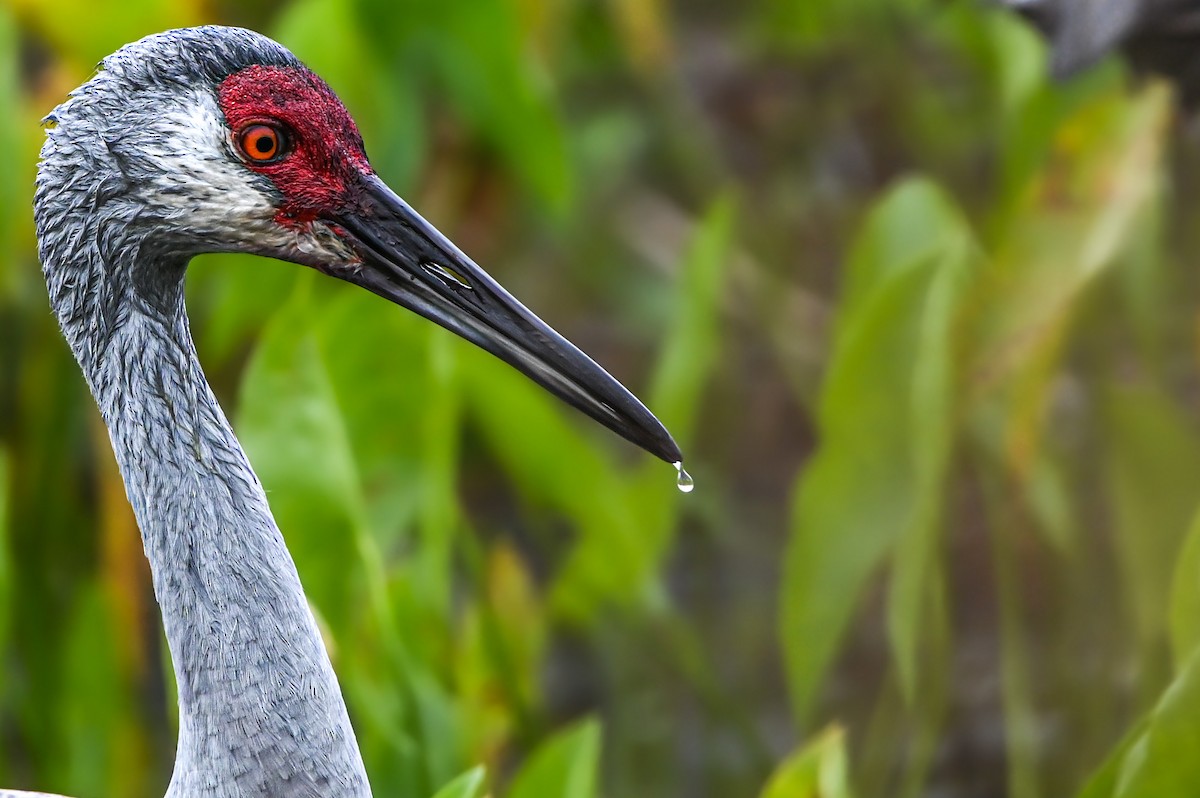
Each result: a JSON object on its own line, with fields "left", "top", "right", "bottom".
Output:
{"left": 673, "top": 461, "right": 694, "bottom": 493}
{"left": 422, "top": 261, "right": 472, "bottom": 290}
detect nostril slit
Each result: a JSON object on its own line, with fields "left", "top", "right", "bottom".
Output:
{"left": 421, "top": 261, "right": 472, "bottom": 291}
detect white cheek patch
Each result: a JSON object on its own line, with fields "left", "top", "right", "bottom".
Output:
{"left": 137, "top": 88, "right": 356, "bottom": 267}
{"left": 147, "top": 90, "right": 276, "bottom": 226}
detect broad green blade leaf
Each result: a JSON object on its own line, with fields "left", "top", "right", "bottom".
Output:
{"left": 782, "top": 178, "right": 972, "bottom": 720}
{"left": 435, "top": 0, "right": 574, "bottom": 214}
{"left": 316, "top": 290, "right": 462, "bottom": 575}
{"left": 1113, "top": 193, "right": 1167, "bottom": 369}
{"left": 551, "top": 195, "right": 734, "bottom": 620}
{"left": 1076, "top": 718, "right": 1151, "bottom": 798}
{"left": 189, "top": 255, "right": 300, "bottom": 366}
{"left": 60, "top": 583, "right": 122, "bottom": 796}
{"left": 1170, "top": 509, "right": 1200, "bottom": 668}
{"left": 430, "top": 765, "right": 487, "bottom": 798}
{"left": 461, "top": 344, "right": 641, "bottom": 622}
{"left": 1022, "top": 455, "right": 1078, "bottom": 553}
{"left": 350, "top": 0, "right": 572, "bottom": 213}
{"left": 884, "top": 194, "right": 972, "bottom": 705}
{"left": 647, "top": 194, "right": 735, "bottom": 449}
{"left": 759, "top": 725, "right": 854, "bottom": 798}
{"left": 241, "top": 279, "right": 469, "bottom": 793}
{"left": 978, "top": 7, "right": 1046, "bottom": 117}
{"left": 969, "top": 85, "right": 1170, "bottom": 475}
{"left": 236, "top": 277, "right": 368, "bottom": 625}
{"left": 1105, "top": 385, "right": 1200, "bottom": 667}
{"left": 1108, "top": 651, "right": 1200, "bottom": 796}
{"left": 507, "top": 718, "right": 602, "bottom": 798}
{"left": 455, "top": 544, "right": 545, "bottom": 758}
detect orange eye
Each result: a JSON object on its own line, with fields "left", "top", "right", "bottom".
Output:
{"left": 238, "top": 124, "right": 286, "bottom": 163}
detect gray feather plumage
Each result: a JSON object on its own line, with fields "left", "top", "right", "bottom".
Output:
{"left": 1001, "top": 0, "right": 1200, "bottom": 99}
{"left": 1002, "top": 0, "right": 1142, "bottom": 75}
{"left": 28, "top": 27, "right": 372, "bottom": 798}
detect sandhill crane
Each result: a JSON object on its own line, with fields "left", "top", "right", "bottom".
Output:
{"left": 5, "top": 25, "right": 684, "bottom": 797}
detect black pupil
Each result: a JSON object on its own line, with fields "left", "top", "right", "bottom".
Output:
{"left": 254, "top": 133, "right": 274, "bottom": 154}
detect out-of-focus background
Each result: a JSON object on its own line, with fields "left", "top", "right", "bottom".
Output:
{"left": 2, "top": 0, "right": 1200, "bottom": 796}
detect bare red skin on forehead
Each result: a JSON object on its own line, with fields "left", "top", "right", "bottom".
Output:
{"left": 217, "top": 65, "right": 371, "bottom": 228}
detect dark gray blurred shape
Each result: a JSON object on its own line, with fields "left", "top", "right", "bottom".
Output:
{"left": 1001, "top": 0, "right": 1200, "bottom": 102}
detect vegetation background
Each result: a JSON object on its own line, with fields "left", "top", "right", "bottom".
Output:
{"left": 1, "top": 0, "right": 1199, "bottom": 796}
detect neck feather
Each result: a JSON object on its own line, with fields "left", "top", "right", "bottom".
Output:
{"left": 46, "top": 244, "right": 371, "bottom": 797}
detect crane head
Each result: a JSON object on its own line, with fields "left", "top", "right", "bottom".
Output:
{"left": 37, "top": 26, "right": 683, "bottom": 466}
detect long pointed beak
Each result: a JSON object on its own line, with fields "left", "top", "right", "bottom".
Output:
{"left": 329, "top": 172, "right": 683, "bottom": 465}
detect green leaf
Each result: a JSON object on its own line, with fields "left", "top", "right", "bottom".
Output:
{"left": 434, "top": 0, "right": 573, "bottom": 213}
{"left": 978, "top": 7, "right": 1046, "bottom": 118}
{"left": 969, "top": 85, "right": 1170, "bottom": 474}
{"left": 315, "top": 290, "right": 459, "bottom": 557}
{"left": 456, "top": 544, "right": 545, "bottom": 753}
{"left": 1170, "top": 509, "right": 1200, "bottom": 668}
{"left": 647, "top": 194, "right": 736, "bottom": 448}
{"left": 885, "top": 198, "right": 972, "bottom": 705}
{"left": 60, "top": 583, "right": 122, "bottom": 796}
{"left": 548, "top": 195, "right": 735, "bottom": 620}
{"left": 1105, "top": 385, "right": 1200, "bottom": 667}
{"left": 1076, "top": 718, "right": 1151, "bottom": 798}
{"left": 240, "top": 278, "right": 469, "bottom": 793}
{"left": 460, "top": 342, "right": 641, "bottom": 621}
{"left": 189, "top": 254, "right": 299, "bottom": 365}
{"left": 350, "top": 0, "right": 572, "bottom": 212}
{"left": 1075, "top": 651, "right": 1200, "bottom": 797}
{"left": 759, "top": 725, "right": 854, "bottom": 798}
{"left": 1107, "top": 651, "right": 1200, "bottom": 796}
{"left": 430, "top": 765, "right": 487, "bottom": 798}
{"left": 507, "top": 718, "right": 602, "bottom": 798}
{"left": 781, "top": 178, "right": 973, "bottom": 720}
{"left": 236, "top": 276, "right": 368, "bottom": 624}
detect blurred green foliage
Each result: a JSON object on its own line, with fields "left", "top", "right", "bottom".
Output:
{"left": 5, "top": 0, "right": 1200, "bottom": 796}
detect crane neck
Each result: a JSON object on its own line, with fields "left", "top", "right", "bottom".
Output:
{"left": 42, "top": 241, "right": 371, "bottom": 796}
